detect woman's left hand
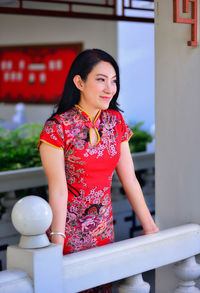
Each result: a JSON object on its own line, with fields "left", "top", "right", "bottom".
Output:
{"left": 141, "top": 225, "right": 159, "bottom": 235}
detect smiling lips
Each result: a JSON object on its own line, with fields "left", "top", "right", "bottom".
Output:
{"left": 99, "top": 96, "right": 112, "bottom": 100}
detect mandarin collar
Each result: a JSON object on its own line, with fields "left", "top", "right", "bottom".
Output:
{"left": 75, "top": 104, "right": 101, "bottom": 126}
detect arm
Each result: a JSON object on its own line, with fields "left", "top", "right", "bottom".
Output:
{"left": 40, "top": 142, "right": 68, "bottom": 246}
{"left": 116, "top": 141, "right": 158, "bottom": 235}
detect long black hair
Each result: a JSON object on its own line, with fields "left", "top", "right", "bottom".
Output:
{"left": 49, "top": 49, "right": 121, "bottom": 118}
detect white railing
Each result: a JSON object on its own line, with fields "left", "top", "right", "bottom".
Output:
{"left": 62, "top": 224, "right": 200, "bottom": 293}
{"left": 0, "top": 269, "right": 33, "bottom": 293}
{"left": 0, "top": 196, "right": 200, "bottom": 293}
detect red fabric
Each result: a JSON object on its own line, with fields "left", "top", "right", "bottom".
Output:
{"left": 39, "top": 105, "right": 133, "bottom": 256}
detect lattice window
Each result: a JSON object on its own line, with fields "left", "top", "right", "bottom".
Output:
{"left": 0, "top": 0, "right": 154, "bottom": 23}
{"left": 173, "top": 0, "right": 198, "bottom": 46}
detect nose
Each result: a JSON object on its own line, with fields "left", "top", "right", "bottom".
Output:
{"left": 104, "top": 80, "right": 115, "bottom": 94}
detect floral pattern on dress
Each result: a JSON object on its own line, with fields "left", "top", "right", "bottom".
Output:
{"left": 64, "top": 185, "right": 114, "bottom": 253}
{"left": 39, "top": 105, "right": 133, "bottom": 256}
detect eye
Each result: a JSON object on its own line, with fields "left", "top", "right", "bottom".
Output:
{"left": 96, "top": 78, "right": 105, "bottom": 82}
{"left": 112, "top": 79, "right": 117, "bottom": 84}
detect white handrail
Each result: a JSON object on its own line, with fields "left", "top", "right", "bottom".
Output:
{"left": 0, "top": 194, "right": 199, "bottom": 293}
{"left": 0, "top": 167, "right": 47, "bottom": 193}
{"left": 0, "top": 269, "right": 33, "bottom": 293}
{"left": 2, "top": 224, "right": 200, "bottom": 293}
{"left": 62, "top": 224, "right": 200, "bottom": 292}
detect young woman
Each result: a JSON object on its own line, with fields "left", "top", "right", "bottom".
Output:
{"left": 39, "top": 49, "right": 158, "bottom": 292}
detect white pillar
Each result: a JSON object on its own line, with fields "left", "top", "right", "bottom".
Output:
{"left": 155, "top": 0, "right": 200, "bottom": 291}
{"left": 7, "top": 195, "right": 64, "bottom": 293}
{"left": 174, "top": 256, "right": 200, "bottom": 293}
{"left": 118, "top": 273, "right": 150, "bottom": 293}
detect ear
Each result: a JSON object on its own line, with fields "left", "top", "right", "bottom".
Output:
{"left": 73, "top": 75, "right": 84, "bottom": 91}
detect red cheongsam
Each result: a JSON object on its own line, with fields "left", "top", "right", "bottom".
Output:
{"left": 39, "top": 105, "right": 133, "bottom": 293}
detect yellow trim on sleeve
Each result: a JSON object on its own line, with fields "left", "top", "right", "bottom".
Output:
{"left": 39, "top": 139, "right": 63, "bottom": 150}
{"left": 122, "top": 132, "right": 134, "bottom": 143}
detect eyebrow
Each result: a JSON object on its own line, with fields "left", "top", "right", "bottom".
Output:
{"left": 96, "top": 74, "right": 117, "bottom": 78}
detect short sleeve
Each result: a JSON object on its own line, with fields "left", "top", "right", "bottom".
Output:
{"left": 119, "top": 113, "right": 133, "bottom": 142}
{"left": 38, "top": 118, "right": 64, "bottom": 150}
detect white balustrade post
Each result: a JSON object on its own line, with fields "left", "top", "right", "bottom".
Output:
{"left": 6, "top": 195, "right": 64, "bottom": 293}
{"left": 118, "top": 273, "right": 150, "bottom": 293}
{"left": 174, "top": 256, "right": 200, "bottom": 293}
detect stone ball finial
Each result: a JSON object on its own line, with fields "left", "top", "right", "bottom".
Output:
{"left": 15, "top": 102, "right": 25, "bottom": 112}
{"left": 11, "top": 195, "right": 53, "bottom": 249}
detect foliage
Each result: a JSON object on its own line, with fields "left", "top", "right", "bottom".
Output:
{"left": 0, "top": 121, "right": 152, "bottom": 173}
{"left": 0, "top": 123, "right": 43, "bottom": 172}
{"left": 128, "top": 121, "right": 153, "bottom": 153}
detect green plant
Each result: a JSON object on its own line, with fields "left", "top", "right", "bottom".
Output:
{"left": 128, "top": 121, "right": 153, "bottom": 153}
{"left": 0, "top": 120, "right": 152, "bottom": 172}
{"left": 0, "top": 123, "right": 43, "bottom": 172}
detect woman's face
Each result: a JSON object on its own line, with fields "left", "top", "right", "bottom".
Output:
{"left": 75, "top": 61, "right": 117, "bottom": 112}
